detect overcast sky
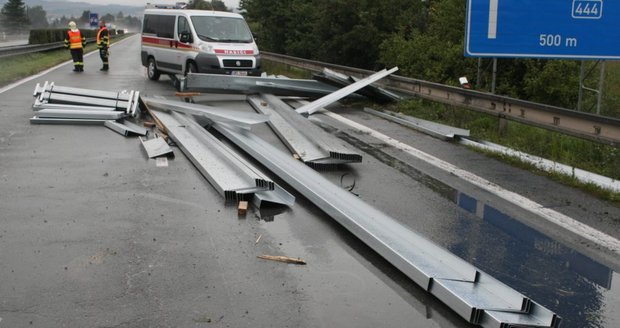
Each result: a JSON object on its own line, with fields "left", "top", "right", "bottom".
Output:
{"left": 65, "top": 0, "right": 241, "bottom": 10}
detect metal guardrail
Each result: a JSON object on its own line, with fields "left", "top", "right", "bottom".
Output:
{"left": 262, "top": 51, "right": 620, "bottom": 147}
{"left": 0, "top": 42, "right": 65, "bottom": 58}
{"left": 0, "top": 38, "right": 97, "bottom": 58}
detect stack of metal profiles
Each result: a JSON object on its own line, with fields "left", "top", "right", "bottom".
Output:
{"left": 30, "top": 81, "right": 144, "bottom": 136}
{"left": 211, "top": 121, "right": 561, "bottom": 328}
{"left": 143, "top": 98, "right": 295, "bottom": 208}
{"left": 248, "top": 94, "right": 362, "bottom": 168}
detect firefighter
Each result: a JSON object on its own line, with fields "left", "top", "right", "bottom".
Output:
{"left": 64, "top": 21, "right": 85, "bottom": 72}
{"left": 96, "top": 19, "right": 110, "bottom": 71}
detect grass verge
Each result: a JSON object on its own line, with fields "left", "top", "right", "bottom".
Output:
{"left": 390, "top": 98, "right": 620, "bottom": 205}
{"left": 0, "top": 34, "right": 133, "bottom": 87}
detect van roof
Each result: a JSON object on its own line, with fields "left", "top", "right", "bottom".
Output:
{"left": 143, "top": 9, "right": 244, "bottom": 19}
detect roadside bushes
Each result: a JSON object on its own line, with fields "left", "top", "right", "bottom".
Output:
{"left": 28, "top": 28, "right": 98, "bottom": 44}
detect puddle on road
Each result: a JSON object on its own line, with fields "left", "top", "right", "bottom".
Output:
{"left": 338, "top": 130, "right": 620, "bottom": 328}
{"left": 452, "top": 191, "right": 619, "bottom": 328}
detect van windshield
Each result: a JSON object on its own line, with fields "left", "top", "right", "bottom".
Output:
{"left": 190, "top": 16, "right": 253, "bottom": 43}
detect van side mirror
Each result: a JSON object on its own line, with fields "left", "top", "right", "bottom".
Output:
{"left": 179, "top": 31, "right": 192, "bottom": 43}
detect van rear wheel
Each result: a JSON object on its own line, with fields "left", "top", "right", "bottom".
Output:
{"left": 147, "top": 58, "right": 161, "bottom": 81}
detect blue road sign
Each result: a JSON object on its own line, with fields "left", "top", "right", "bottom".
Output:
{"left": 89, "top": 13, "right": 99, "bottom": 28}
{"left": 465, "top": 0, "right": 620, "bottom": 59}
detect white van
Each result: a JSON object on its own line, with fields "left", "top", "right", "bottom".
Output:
{"left": 141, "top": 8, "right": 262, "bottom": 80}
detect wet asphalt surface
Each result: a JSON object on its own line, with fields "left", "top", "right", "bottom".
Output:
{"left": 1, "top": 35, "right": 620, "bottom": 328}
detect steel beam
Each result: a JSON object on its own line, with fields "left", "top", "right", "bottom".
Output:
{"left": 314, "top": 67, "right": 403, "bottom": 103}
{"left": 364, "top": 108, "right": 470, "bottom": 140}
{"left": 211, "top": 122, "right": 559, "bottom": 328}
{"left": 181, "top": 73, "right": 339, "bottom": 97}
{"left": 295, "top": 67, "right": 398, "bottom": 115}
{"left": 149, "top": 109, "right": 294, "bottom": 207}
{"left": 29, "top": 117, "right": 108, "bottom": 125}
{"left": 35, "top": 109, "right": 125, "bottom": 120}
{"left": 41, "top": 92, "right": 129, "bottom": 109}
{"left": 249, "top": 94, "right": 361, "bottom": 166}
{"left": 141, "top": 96, "right": 269, "bottom": 130}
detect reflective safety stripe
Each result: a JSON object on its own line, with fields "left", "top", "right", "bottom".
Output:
{"left": 97, "top": 27, "right": 110, "bottom": 48}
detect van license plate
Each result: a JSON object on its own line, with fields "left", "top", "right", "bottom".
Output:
{"left": 232, "top": 71, "right": 248, "bottom": 76}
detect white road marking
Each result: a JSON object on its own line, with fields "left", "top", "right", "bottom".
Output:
{"left": 325, "top": 111, "right": 620, "bottom": 254}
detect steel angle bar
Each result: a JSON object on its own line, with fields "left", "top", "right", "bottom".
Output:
{"left": 479, "top": 303, "right": 561, "bottom": 328}
{"left": 33, "top": 98, "right": 117, "bottom": 112}
{"left": 150, "top": 109, "right": 293, "bottom": 207}
{"left": 121, "top": 120, "right": 149, "bottom": 136}
{"left": 104, "top": 120, "right": 130, "bottom": 136}
{"left": 182, "top": 73, "right": 338, "bottom": 97}
{"left": 29, "top": 117, "right": 107, "bottom": 125}
{"left": 429, "top": 276, "right": 531, "bottom": 325}
{"left": 247, "top": 95, "right": 328, "bottom": 163}
{"left": 364, "top": 108, "right": 470, "bottom": 140}
{"left": 253, "top": 81, "right": 340, "bottom": 97}
{"left": 315, "top": 68, "right": 403, "bottom": 104}
{"left": 105, "top": 120, "right": 149, "bottom": 137}
{"left": 42, "top": 92, "right": 129, "bottom": 110}
{"left": 213, "top": 123, "right": 480, "bottom": 288}
{"left": 295, "top": 67, "right": 398, "bottom": 116}
{"left": 35, "top": 109, "right": 125, "bottom": 120}
{"left": 141, "top": 96, "right": 269, "bottom": 130}
{"left": 46, "top": 84, "right": 131, "bottom": 101}
{"left": 140, "top": 136, "right": 174, "bottom": 158}
{"left": 253, "top": 94, "right": 362, "bottom": 164}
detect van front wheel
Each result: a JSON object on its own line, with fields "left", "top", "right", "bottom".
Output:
{"left": 185, "top": 62, "right": 198, "bottom": 75}
{"left": 147, "top": 58, "right": 161, "bottom": 81}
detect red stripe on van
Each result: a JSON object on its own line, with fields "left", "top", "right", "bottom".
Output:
{"left": 214, "top": 49, "right": 254, "bottom": 55}
{"left": 142, "top": 36, "right": 194, "bottom": 50}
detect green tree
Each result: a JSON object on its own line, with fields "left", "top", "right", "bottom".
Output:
{"left": 240, "top": 0, "right": 292, "bottom": 53}
{"left": 79, "top": 10, "right": 90, "bottom": 25}
{"left": 189, "top": 0, "right": 228, "bottom": 11}
{"left": 0, "top": 0, "right": 30, "bottom": 33}
{"left": 101, "top": 13, "right": 115, "bottom": 23}
{"left": 27, "top": 6, "right": 48, "bottom": 29}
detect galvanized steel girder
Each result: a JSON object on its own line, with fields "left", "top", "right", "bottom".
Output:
{"left": 212, "top": 123, "right": 560, "bottom": 328}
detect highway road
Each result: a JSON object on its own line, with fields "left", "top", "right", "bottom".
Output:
{"left": 1, "top": 35, "right": 620, "bottom": 328}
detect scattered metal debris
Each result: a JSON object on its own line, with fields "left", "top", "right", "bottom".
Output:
{"left": 364, "top": 108, "right": 470, "bottom": 140}
{"left": 104, "top": 120, "right": 149, "bottom": 137}
{"left": 248, "top": 94, "right": 361, "bottom": 167}
{"left": 141, "top": 96, "right": 269, "bottom": 130}
{"left": 211, "top": 121, "right": 560, "bottom": 328}
{"left": 147, "top": 106, "right": 294, "bottom": 208}
{"left": 295, "top": 67, "right": 398, "bottom": 116}
{"left": 180, "top": 72, "right": 339, "bottom": 98}
{"left": 313, "top": 67, "right": 403, "bottom": 104}
{"left": 140, "top": 136, "right": 174, "bottom": 159}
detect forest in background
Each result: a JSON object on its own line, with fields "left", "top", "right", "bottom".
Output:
{"left": 240, "top": 0, "right": 620, "bottom": 118}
